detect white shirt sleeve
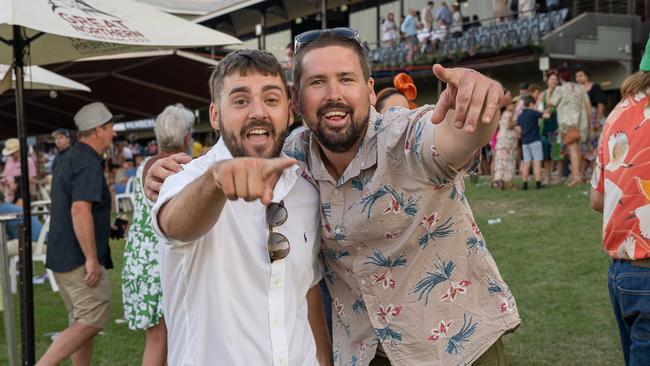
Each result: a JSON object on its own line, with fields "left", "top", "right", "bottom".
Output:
{"left": 150, "top": 151, "right": 217, "bottom": 244}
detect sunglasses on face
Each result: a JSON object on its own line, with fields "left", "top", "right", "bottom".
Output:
{"left": 266, "top": 200, "right": 290, "bottom": 262}
{"left": 294, "top": 27, "right": 363, "bottom": 54}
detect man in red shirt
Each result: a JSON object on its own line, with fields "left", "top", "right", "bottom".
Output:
{"left": 590, "top": 36, "right": 650, "bottom": 366}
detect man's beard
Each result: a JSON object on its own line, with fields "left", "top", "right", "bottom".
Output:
{"left": 310, "top": 101, "right": 369, "bottom": 153}
{"left": 219, "top": 117, "right": 288, "bottom": 159}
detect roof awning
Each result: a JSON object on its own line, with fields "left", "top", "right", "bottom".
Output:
{"left": 0, "top": 50, "right": 219, "bottom": 138}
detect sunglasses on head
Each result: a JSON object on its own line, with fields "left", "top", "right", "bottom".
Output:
{"left": 294, "top": 27, "right": 363, "bottom": 54}
{"left": 266, "top": 200, "right": 290, "bottom": 262}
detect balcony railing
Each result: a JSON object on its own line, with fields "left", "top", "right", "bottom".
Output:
{"left": 368, "top": 8, "right": 570, "bottom": 70}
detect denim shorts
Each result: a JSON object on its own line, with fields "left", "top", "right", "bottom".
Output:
{"left": 608, "top": 259, "right": 650, "bottom": 366}
{"left": 522, "top": 140, "right": 543, "bottom": 162}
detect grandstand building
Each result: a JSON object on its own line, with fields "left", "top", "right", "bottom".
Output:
{"left": 196, "top": 0, "right": 648, "bottom": 107}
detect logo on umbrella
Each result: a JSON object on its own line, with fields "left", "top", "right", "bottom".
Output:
{"left": 49, "top": 0, "right": 150, "bottom": 43}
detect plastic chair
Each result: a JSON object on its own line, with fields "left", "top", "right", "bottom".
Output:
{"left": 9, "top": 216, "right": 58, "bottom": 294}
{"left": 115, "top": 176, "right": 136, "bottom": 213}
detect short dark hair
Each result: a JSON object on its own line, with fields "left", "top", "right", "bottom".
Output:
{"left": 428, "top": 1, "right": 434, "bottom": 5}
{"left": 293, "top": 32, "right": 371, "bottom": 88}
{"left": 574, "top": 67, "right": 590, "bottom": 78}
{"left": 375, "top": 88, "right": 405, "bottom": 112}
{"left": 208, "top": 49, "right": 288, "bottom": 104}
{"left": 522, "top": 95, "right": 536, "bottom": 106}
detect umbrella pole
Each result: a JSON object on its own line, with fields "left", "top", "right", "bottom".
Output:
{"left": 13, "top": 25, "right": 36, "bottom": 366}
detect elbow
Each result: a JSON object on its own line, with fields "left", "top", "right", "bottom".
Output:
{"left": 590, "top": 191, "right": 604, "bottom": 213}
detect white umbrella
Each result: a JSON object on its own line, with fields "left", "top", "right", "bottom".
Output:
{"left": 0, "top": 0, "right": 240, "bottom": 65}
{"left": 1, "top": 1, "right": 240, "bottom": 364}
{"left": 0, "top": 64, "right": 91, "bottom": 93}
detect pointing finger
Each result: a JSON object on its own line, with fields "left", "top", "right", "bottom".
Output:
{"left": 432, "top": 64, "right": 462, "bottom": 87}
{"left": 262, "top": 158, "right": 297, "bottom": 179}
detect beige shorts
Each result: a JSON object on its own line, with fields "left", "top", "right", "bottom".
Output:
{"left": 53, "top": 265, "right": 111, "bottom": 329}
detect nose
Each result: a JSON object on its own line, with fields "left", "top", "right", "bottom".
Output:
{"left": 248, "top": 98, "right": 267, "bottom": 120}
{"left": 326, "top": 81, "right": 343, "bottom": 101}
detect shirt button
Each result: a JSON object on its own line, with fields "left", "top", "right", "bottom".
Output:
{"left": 272, "top": 319, "right": 280, "bottom": 327}
{"left": 357, "top": 246, "right": 363, "bottom": 251}
{"left": 360, "top": 279, "right": 367, "bottom": 285}
{"left": 273, "top": 278, "right": 282, "bottom": 287}
{"left": 278, "top": 357, "right": 286, "bottom": 365}
{"left": 333, "top": 188, "right": 339, "bottom": 194}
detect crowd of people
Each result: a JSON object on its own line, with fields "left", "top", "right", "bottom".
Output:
{"left": 1, "top": 23, "right": 647, "bottom": 366}
{"left": 380, "top": 0, "right": 565, "bottom": 63}
{"left": 488, "top": 65, "right": 607, "bottom": 190}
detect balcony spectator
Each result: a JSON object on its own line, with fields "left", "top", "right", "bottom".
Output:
{"left": 546, "top": 0, "right": 560, "bottom": 11}
{"left": 435, "top": 1, "right": 453, "bottom": 26}
{"left": 430, "top": 19, "right": 448, "bottom": 49}
{"left": 401, "top": 9, "right": 419, "bottom": 63}
{"left": 381, "top": 12, "right": 400, "bottom": 47}
{"left": 450, "top": 4, "right": 463, "bottom": 38}
{"left": 421, "top": 1, "right": 435, "bottom": 32}
{"left": 492, "top": 0, "right": 509, "bottom": 22}
{"left": 519, "top": 0, "right": 536, "bottom": 18}
{"left": 469, "top": 15, "right": 482, "bottom": 28}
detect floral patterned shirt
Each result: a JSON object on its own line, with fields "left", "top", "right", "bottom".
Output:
{"left": 284, "top": 105, "right": 521, "bottom": 366}
{"left": 591, "top": 89, "right": 650, "bottom": 260}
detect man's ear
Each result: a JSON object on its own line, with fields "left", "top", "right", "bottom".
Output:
{"left": 209, "top": 103, "right": 219, "bottom": 130}
{"left": 367, "top": 77, "right": 377, "bottom": 106}
{"left": 291, "top": 85, "right": 301, "bottom": 115}
{"left": 287, "top": 101, "right": 295, "bottom": 127}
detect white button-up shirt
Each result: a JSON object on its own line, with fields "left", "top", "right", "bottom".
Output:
{"left": 151, "top": 139, "right": 322, "bottom": 366}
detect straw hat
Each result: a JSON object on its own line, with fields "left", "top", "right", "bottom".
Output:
{"left": 2, "top": 138, "right": 20, "bottom": 156}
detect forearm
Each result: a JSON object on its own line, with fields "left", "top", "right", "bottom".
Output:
{"left": 158, "top": 171, "right": 227, "bottom": 242}
{"left": 597, "top": 103, "right": 606, "bottom": 120}
{"left": 434, "top": 110, "right": 498, "bottom": 168}
{"left": 71, "top": 204, "right": 98, "bottom": 262}
{"left": 307, "top": 285, "right": 332, "bottom": 366}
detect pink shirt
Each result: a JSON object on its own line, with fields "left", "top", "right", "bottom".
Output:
{"left": 2, "top": 155, "right": 37, "bottom": 184}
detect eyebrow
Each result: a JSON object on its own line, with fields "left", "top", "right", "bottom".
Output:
{"left": 306, "top": 71, "right": 358, "bottom": 81}
{"left": 228, "top": 84, "right": 284, "bottom": 96}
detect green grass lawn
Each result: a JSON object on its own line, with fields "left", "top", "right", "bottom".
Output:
{"left": 0, "top": 178, "right": 622, "bottom": 365}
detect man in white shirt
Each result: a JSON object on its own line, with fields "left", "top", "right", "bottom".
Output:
{"left": 150, "top": 49, "right": 331, "bottom": 366}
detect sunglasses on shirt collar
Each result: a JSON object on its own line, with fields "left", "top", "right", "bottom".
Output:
{"left": 294, "top": 27, "right": 363, "bottom": 54}
{"left": 267, "top": 200, "right": 290, "bottom": 262}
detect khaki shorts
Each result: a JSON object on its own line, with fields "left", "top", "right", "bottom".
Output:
{"left": 53, "top": 265, "right": 111, "bottom": 329}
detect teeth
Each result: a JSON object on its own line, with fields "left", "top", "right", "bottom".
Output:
{"left": 248, "top": 129, "right": 268, "bottom": 136}
{"left": 324, "top": 111, "right": 347, "bottom": 118}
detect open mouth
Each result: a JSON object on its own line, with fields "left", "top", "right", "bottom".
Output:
{"left": 321, "top": 109, "right": 352, "bottom": 128}
{"left": 245, "top": 127, "right": 271, "bottom": 144}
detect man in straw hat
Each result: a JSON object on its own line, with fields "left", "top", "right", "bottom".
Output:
{"left": 1, "top": 137, "right": 37, "bottom": 204}
{"left": 38, "top": 102, "right": 119, "bottom": 366}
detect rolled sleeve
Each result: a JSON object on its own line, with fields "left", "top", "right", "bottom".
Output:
{"left": 150, "top": 154, "right": 215, "bottom": 245}
{"left": 394, "top": 106, "right": 478, "bottom": 185}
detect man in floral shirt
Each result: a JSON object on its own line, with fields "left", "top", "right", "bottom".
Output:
{"left": 590, "top": 38, "right": 650, "bottom": 366}
{"left": 281, "top": 29, "right": 520, "bottom": 366}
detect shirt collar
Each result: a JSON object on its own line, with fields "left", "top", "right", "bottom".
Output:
{"left": 77, "top": 142, "right": 102, "bottom": 162}
{"left": 308, "top": 107, "right": 381, "bottom": 187}
{"left": 211, "top": 138, "right": 300, "bottom": 203}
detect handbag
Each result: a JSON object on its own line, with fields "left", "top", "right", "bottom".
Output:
{"left": 563, "top": 127, "right": 581, "bottom": 145}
